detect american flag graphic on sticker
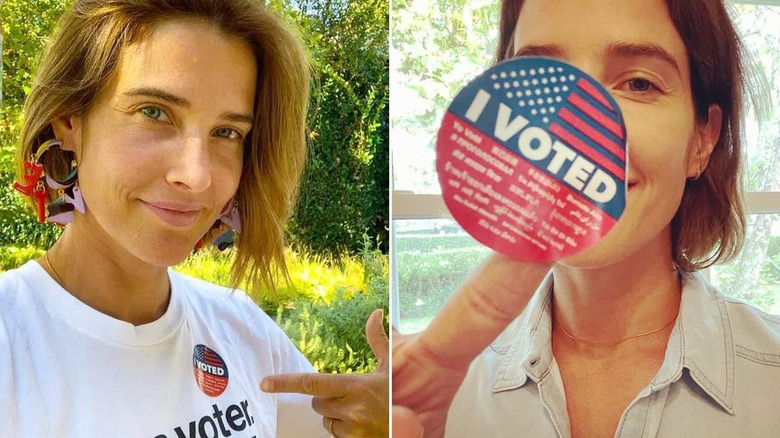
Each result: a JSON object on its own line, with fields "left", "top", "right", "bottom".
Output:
{"left": 192, "top": 344, "right": 229, "bottom": 397}
{"left": 436, "top": 57, "right": 628, "bottom": 261}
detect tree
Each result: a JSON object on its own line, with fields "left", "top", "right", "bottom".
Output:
{"left": 0, "top": 0, "right": 69, "bottom": 247}
{"left": 712, "top": 4, "right": 780, "bottom": 311}
{"left": 391, "top": 0, "right": 499, "bottom": 193}
{"left": 280, "top": 0, "right": 390, "bottom": 255}
{"left": 1, "top": 0, "right": 4, "bottom": 106}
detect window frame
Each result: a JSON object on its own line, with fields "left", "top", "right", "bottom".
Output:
{"left": 389, "top": 0, "right": 780, "bottom": 328}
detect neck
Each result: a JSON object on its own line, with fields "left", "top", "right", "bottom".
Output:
{"left": 551, "top": 228, "right": 681, "bottom": 348}
{"left": 42, "top": 222, "right": 171, "bottom": 326}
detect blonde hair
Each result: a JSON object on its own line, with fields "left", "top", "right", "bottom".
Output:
{"left": 16, "top": 0, "right": 310, "bottom": 291}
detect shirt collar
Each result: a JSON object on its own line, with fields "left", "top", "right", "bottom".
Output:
{"left": 490, "top": 270, "right": 736, "bottom": 414}
{"left": 491, "top": 270, "right": 554, "bottom": 391}
{"left": 653, "top": 271, "right": 735, "bottom": 414}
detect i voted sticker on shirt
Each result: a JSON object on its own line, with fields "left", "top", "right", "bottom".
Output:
{"left": 436, "top": 57, "right": 628, "bottom": 261}
{"left": 193, "top": 344, "right": 229, "bottom": 397}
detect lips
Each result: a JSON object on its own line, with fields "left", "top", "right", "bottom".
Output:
{"left": 141, "top": 200, "right": 204, "bottom": 227}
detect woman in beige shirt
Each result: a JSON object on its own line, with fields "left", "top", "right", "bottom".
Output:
{"left": 393, "top": 0, "right": 778, "bottom": 436}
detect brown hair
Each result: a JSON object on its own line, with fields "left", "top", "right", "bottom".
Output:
{"left": 16, "top": 0, "right": 310, "bottom": 291}
{"left": 495, "top": 0, "right": 749, "bottom": 271}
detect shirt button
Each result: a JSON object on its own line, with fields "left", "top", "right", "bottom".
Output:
{"left": 529, "top": 358, "right": 539, "bottom": 366}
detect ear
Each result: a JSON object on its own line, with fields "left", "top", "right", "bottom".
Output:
{"left": 688, "top": 104, "right": 722, "bottom": 178}
{"left": 50, "top": 115, "right": 83, "bottom": 156}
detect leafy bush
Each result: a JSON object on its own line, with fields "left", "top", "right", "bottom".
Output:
{"left": 396, "top": 234, "right": 489, "bottom": 320}
{"left": 276, "top": 239, "right": 388, "bottom": 373}
{"left": 0, "top": 245, "right": 45, "bottom": 271}
{"left": 281, "top": 0, "right": 390, "bottom": 256}
{"left": 276, "top": 287, "right": 387, "bottom": 373}
{"left": 1, "top": 0, "right": 70, "bottom": 248}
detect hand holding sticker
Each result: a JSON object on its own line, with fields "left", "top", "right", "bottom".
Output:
{"left": 436, "top": 57, "right": 628, "bottom": 261}
{"left": 391, "top": 59, "right": 630, "bottom": 438}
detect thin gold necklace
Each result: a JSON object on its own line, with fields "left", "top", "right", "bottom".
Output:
{"left": 558, "top": 316, "right": 677, "bottom": 346}
{"left": 44, "top": 251, "right": 65, "bottom": 287}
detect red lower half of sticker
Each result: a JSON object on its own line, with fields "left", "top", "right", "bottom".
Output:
{"left": 193, "top": 366, "right": 229, "bottom": 397}
{"left": 437, "top": 113, "right": 617, "bottom": 261}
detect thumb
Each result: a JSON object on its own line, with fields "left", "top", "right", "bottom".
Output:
{"left": 415, "top": 252, "right": 551, "bottom": 371}
{"left": 366, "top": 308, "right": 389, "bottom": 371}
{"left": 393, "top": 405, "right": 424, "bottom": 438}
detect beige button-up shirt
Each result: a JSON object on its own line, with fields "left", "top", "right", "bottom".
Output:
{"left": 446, "top": 271, "right": 780, "bottom": 437}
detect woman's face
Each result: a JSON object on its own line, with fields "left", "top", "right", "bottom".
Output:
{"left": 513, "top": 0, "right": 722, "bottom": 268}
{"left": 53, "top": 19, "right": 257, "bottom": 267}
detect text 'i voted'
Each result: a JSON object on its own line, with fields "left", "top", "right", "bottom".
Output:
{"left": 436, "top": 57, "right": 628, "bottom": 261}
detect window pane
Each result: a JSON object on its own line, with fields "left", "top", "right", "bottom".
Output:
{"left": 394, "top": 219, "right": 490, "bottom": 333}
{"left": 390, "top": 2, "right": 780, "bottom": 194}
{"left": 391, "top": 0, "right": 499, "bottom": 193}
{"left": 710, "top": 214, "right": 780, "bottom": 313}
{"left": 395, "top": 214, "right": 780, "bottom": 334}
{"left": 392, "top": 2, "right": 780, "bottom": 330}
{"left": 731, "top": 3, "right": 780, "bottom": 193}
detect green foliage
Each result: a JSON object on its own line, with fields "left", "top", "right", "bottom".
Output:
{"left": 0, "top": 244, "right": 44, "bottom": 271}
{"left": 0, "top": 104, "right": 56, "bottom": 246}
{"left": 396, "top": 234, "right": 489, "bottom": 320}
{"left": 391, "top": 0, "right": 499, "bottom": 192}
{"left": 278, "top": 300, "right": 386, "bottom": 373}
{"left": 174, "top": 249, "right": 236, "bottom": 289}
{"left": 281, "top": 0, "right": 390, "bottom": 255}
{"left": 276, "top": 240, "right": 388, "bottom": 373}
{"left": 1, "top": 0, "right": 70, "bottom": 248}
{"left": 175, "top": 245, "right": 370, "bottom": 308}
{"left": 1, "top": 0, "right": 71, "bottom": 109}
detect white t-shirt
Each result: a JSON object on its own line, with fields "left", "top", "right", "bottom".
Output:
{"left": 0, "top": 261, "right": 326, "bottom": 438}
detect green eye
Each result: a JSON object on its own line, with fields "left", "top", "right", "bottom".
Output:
{"left": 141, "top": 106, "right": 163, "bottom": 119}
{"left": 215, "top": 127, "right": 242, "bottom": 140}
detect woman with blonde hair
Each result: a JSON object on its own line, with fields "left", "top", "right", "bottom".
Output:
{"left": 0, "top": 1, "right": 387, "bottom": 436}
{"left": 393, "top": 0, "right": 780, "bottom": 436}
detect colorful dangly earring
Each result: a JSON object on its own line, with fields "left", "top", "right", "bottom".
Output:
{"left": 211, "top": 200, "right": 242, "bottom": 251}
{"left": 218, "top": 200, "right": 242, "bottom": 234}
{"left": 14, "top": 142, "right": 49, "bottom": 222}
{"left": 13, "top": 139, "right": 85, "bottom": 224}
{"left": 194, "top": 200, "right": 242, "bottom": 252}
{"left": 46, "top": 169, "right": 86, "bottom": 225}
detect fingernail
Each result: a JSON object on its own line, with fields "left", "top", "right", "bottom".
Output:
{"left": 260, "top": 379, "right": 272, "bottom": 392}
{"left": 378, "top": 308, "right": 384, "bottom": 320}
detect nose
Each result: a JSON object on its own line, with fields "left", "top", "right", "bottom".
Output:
{"left": 166, "top": 135, "right": 212, "bottom": 193}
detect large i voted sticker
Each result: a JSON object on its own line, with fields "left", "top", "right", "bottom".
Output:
{"left": 436, "top": 58, "right": 628, "bottom": 261}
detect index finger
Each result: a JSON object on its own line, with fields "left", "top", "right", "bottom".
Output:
{"left": 261, "top": 372, "right": 351, "bottom": 398}
{"left": 413, "top": 252, "right": 551, "bottom": 369}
